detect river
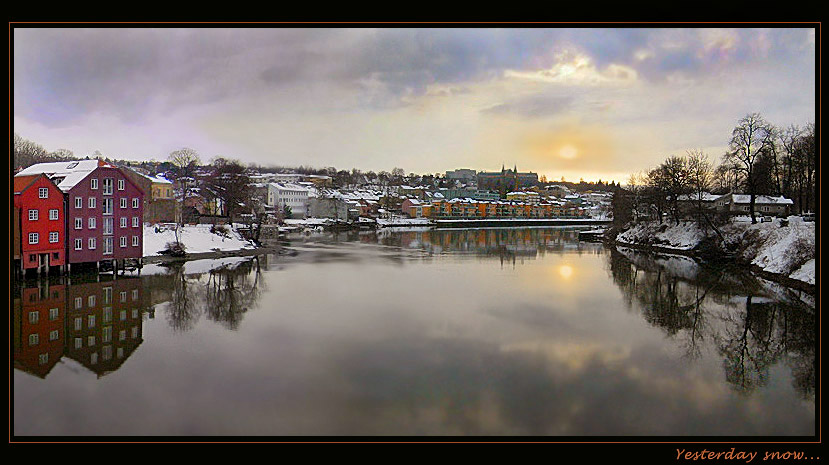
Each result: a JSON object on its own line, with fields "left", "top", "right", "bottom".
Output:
{"left": 13, "top": 227, "right": 816, "bottom": 436}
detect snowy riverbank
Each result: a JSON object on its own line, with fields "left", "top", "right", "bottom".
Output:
{"left": 143, "top": 224, "right": 256, "bottom": 257}
{"left": 615, "top": 216, "right": 815, "bottom": 288}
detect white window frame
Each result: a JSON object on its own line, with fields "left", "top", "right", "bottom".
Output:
{"left": 74, "top": 238, "right": 82, "bottom": 250}
{"left": 132, "top": 290, "right": 138, "bottom": 301}
{"left": 49, "top": 209, "right": 59, "bottom": 220}
{"left": 120, "top": 217, "right": 127, "bottom": 228}
{"left": 74, "top": 317, "right": 82, "bottom": 331}
{"left": 74, "top": 337, "right": 83, "bottom": 349}
{"left": 89, "top": 197, "right": 96, "bottom": 209}
{"left": 91, "top": 178, "right": 98, "bottom": 190}
{"left": 28, "top": 209, "right": 38, "bottom": 221}
{"left": 88, "top": 237, "right": 96, "bottom": 249}
{"left": 39, "top": 187, "right": 49, "bottom": 199}
{"left": 104, "top": 237, "right": 113, "bottom": 255}
{"left": 103, "top": 178, "right": 113, "bottom": 195}
{"left": 118, "top": 179, "right": 125, "bottom": 191}
{"left": 89, "top": 217, "right": 96, "bottom": 229}
{"left": 132, "top": 235, "right": 140, "bottom": 246}
{"left": 29, "top": 233, "right": 39, "bottom": 244}
{"left": 132, "top": 198, "right": 139, "bottom": 208}
{"left": 49, "top": 308, "right": 59, "bottom": 320}
{"left": 120, "top": 197, "right": 127, "bottom": 209}
{"left": 74, "top": 297, "right": 83, "bottom": 309}
{"left": 103, "top": 198, "right": 113, "bottom": 215}
{"left": 120, "top": 236, "right": 127, "bottom": 248}
{"left": 88, "top": 314, "right": 96, "bottom": 328}
{"left": 29, "top": 334, "right": 39, "bottom": 346}
{"left": 132, "top": 216, "right": 139, "bottom": 227}
{"left": 75, "top": 197, "right": 83, "bottom": 208}
{"left": 49, "top": 329, "right": 59, "bottom": 341}
{"left": 29, "top": 311, "right": 39, "bottom": 324}
{"left": 49, "top": 231, "right": 59, "bottom": 243}
{"left": 75, "top": 217, "right": 83, "bottom": 229}
{"left": 88, "top": 295, "right": 96, "bottom": 307}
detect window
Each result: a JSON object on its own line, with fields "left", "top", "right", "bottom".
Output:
{"left": 132, "top": 326, "right": 139, "bottom": 339}
{"left": 102, "top": 326, "right": 112, "bottom": 343}
{"left": 74, "top": 337, "right": 83, "bottom": 349}
{"left": 49, "top": 308, "right": 59, "bottom": 320}
{"left": 75, "top": 197, "right": 83, "bottom": 208}
{"left": 74, "top": 238, "right": 82, "bottom": 250}
{"left": 132, "top": 235, "right": 140, "bottom": 246}
{"left": 103, "top": 307, "right": 112, "bottom": 323}
{"left": 104, "top": 287, "right": 112, "bottom": 304}
{"left": 120, "top": 291, "right": 127, "bottom": 303}
{"left": 120, "top": 198, "right": 127, "bottom": 209}
{"left": 29, "top": 254, "right": 36, "bottom": 262}
{"left": 49, "top": 209, "right": 59, "bottom": 220}
{"left": 132, "top": 309, "right": 138, "bottom": 319}
{"left": 39, "top": 353, "right": 49, "bottom": 365}
{"left": 102, "top": 345, "right": 112, "bottom": 361}
{"left": 89, "top": 217, "right": 96, "bottom": 229}
{"left": 89, "top": 197, "right": 96, "bottom": 208}
{"left": 103, "top": 217, "right": 113, "bottom": 235}
{"left": 91, "top": 178, "right": 98, "bottom": 190}
{"left": 75, "top": 217, "right": 83, "bottom": 229}
{"left": 49, "top": 232, "right": 59, "bottom": 243}
{"left": 103, "top": 178, "right": 113, "bottom": 195}
{"left": 88, "top": 295, "right": 95, "bottom": 307}
{"left": 29, "top": 233, "right": 39, "bottom": 244}
{"left": 118, "top": 179, "right": 125, "bottom": 191}
{"left": 132, "top": 290, "right": 138, "bottom": 301}
{"left": 132, "top": 217, "right": 139, "bottom": 227}
{"left": 29, "top": 334, "right": 39, "bottom": 346}
{"left": 104, "top": 237, "right": 113, "bottom": 255}
{"left": 49, "top": 330, "right": 59, "bottom": 341}
{"left": 74, "top": 297, "right": 83, "bottom": 309}
{"left": 39, "top": 187, "right": 49, "bottom": 198}
{"left": 119, "top": 330, "right": 126, "bottom": 341}
{"left": 120, "top": 236, "right": 127, "bottom": 248}
{"left": 120, "top": 309, "right": 127, "bottom": 321}
{"left": 29, "top": 311, "right": 39, "bottom": 324}
{"left": 74, "top": 317, "right": 82, "bottom": 331}
{"left": 103, "top": 198, "right": 113, "bottom": 215}
{"left": 120, "top": 217, "right": 127, "bottom": 228}
{"left": 87, "top": 314, "right": 96, "bottom": 328}
{"left": 28, "top": 209, "right": 38, "bottom": 221}
{"left": 88, "top": 238, "right": 96, "bottom": 249}
{"left": 88, "top": 335, "right": 95, "bottom": 347}
{"left": 132, "top": 198, "right": 139, "bottom": 208}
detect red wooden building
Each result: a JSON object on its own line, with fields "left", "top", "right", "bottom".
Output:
{"left": 14, "top": 174, "right": 66, "bottom": 274}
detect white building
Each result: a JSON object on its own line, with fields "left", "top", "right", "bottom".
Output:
{"left": 267, "top": 182, "right": 310, "bottom": 218}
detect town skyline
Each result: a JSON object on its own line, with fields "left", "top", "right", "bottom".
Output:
{"left": 13, "top": 27, "right": 815, "bottom": 184}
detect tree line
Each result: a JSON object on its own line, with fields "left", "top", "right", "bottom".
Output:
{"left": 613, "top": 113, "right": 816, "bottom": 226}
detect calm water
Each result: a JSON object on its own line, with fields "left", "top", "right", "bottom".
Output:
{"left": 13, "top": 227, "right": 816, "bottom": 436}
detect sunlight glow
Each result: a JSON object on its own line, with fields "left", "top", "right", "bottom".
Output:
{"left": 558, "top": 265, "right": 574, "bottom": 280}
{"left": 559, "top": 145, "right": 578, "bottom": 159}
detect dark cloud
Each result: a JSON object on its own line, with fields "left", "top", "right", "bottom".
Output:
{"left": 483, "top": 94, "right": 575, "bottom": 118}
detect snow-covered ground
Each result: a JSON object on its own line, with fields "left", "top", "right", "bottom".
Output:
{"left": 616, "top": 216, "right": 815, "bottom": 286}
{"left": 616, "top": 221, "right": 703, "bottom": 250}
{"left": 143, "top": 224, "right": 255, "bottom": 256}
{"left": 377, "top": 217, "right": 433, "bottom": 227}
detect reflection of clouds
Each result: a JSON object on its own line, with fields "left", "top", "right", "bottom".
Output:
{"left": 500, "top": 340, "right": 630, "bottom": 372}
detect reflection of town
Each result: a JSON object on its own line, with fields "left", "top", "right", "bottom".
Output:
{"left": 14, "top": 275, "right": 146, "bottom": 379}
{"left": 607, "top": 248, "right": 815, "bottom": 400}
{"left": 364, "top": 228, "right": 604, "bottom": 263}
{"left": 14, "top": 258, "right": 268, "bottom": 379}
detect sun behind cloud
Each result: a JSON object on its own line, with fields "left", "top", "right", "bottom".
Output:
{"left": 559, "top": 145, "right": 578, "bottom": 159}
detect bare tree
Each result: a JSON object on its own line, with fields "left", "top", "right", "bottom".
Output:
{"left": 686, "top": 150, "right": 713, "bottom": 224}
{"left": 167, "top": 148, "right": 202, "bottom": 244}
{"left": 723, "top": 113, "right": 775, "bottom": 224}
{"left": 205, "top": 157, "right": 252, "bottom": 222}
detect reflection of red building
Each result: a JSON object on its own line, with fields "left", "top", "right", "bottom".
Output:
{"left": 14, "top": 174, "right": 66, "bottom": 273}
{"left": 13, "top": 283, "right": 66, "bottom": 378}
{"left": 64, "top": 277, "right": 144, "bottom": 377}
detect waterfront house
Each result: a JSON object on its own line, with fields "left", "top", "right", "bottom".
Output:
{"left": 13, "top": 282, "right": 66, "bottom": 378}
{"left": 267, "top": 182, "right": 310, "bottom": 219}
{"left": 14, "top": 174, "right": 67, "bottom": 274}
{"left": 16, "top": 160, "right": 145, "bottom": 271}
{"left": 717, "top": 193, "right": 793, "bottom": 216}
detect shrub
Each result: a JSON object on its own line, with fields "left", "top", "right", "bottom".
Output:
{"left": 162, "top": 241, "right": 187, "bottom": 257}
{"left": 211, "top": 224, "right": 230, "bottom": 237}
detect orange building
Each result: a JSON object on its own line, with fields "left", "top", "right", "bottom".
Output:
{"left": 13, "top": 282, "right": 66, "bottom": 378}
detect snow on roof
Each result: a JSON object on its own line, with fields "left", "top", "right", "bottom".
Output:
{"left": 16, "top": 160, "right": 109, "bottom": 192}
{"left": 677, "top": 192, "right": 722, "bottom": 202}
{"left": 730, "top": 194, "right": 793, "bottom": 205}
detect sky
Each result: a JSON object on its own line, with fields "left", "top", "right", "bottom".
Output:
{"left": 13, "top": 27, "right": 816, "bottom": 183}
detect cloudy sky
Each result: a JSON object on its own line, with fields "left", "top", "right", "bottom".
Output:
{"left": 13, "top": 27, "right": 815, "bottom": 182}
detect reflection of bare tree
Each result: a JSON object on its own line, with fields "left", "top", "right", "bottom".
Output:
{"left": 606, "top": 248, "right": 814, "bottom": 398}
{"left": 204, "top": 258, "right": 263, "bottom": 330}
{"left": 166, "top": 264, "right": 202, "bottom": 332}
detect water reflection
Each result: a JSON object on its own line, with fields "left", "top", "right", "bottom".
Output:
{"left": 13, "top": 228, "right": 815, "bottom": 436}
{"left": 607, "top": 248, "right": 815, "bottom": 400}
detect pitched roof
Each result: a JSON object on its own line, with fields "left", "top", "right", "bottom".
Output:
{"left": 15, "top": 160, "right": 108, "bottom": 192}
{"left": 13, "top": 174, "right": 41, "bottom": 194}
